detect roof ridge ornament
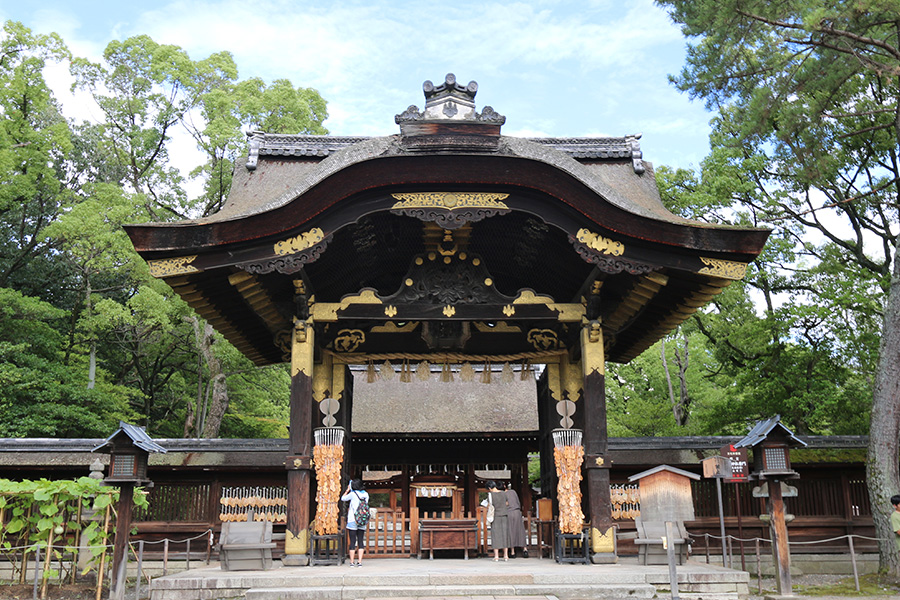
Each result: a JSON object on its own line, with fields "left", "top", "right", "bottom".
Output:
{"left": 395, "top": 73, "right": 506, "bottom": 126}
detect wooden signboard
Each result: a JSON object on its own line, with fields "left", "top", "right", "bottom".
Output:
{"left": 720, "top": 444, "right": 749, "bottom": 482}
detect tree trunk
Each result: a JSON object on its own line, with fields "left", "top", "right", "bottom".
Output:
{"left": 201, "top": 373, "right": 229, "bottom": 438}
{"left": 185, "top": 316, "right": 229, "bottom": 438}
{"left": 86, "top": 281, "right": 95, "bottom": 390}
{"left": 867, "top": 236, "right": 900, "bottom": 577}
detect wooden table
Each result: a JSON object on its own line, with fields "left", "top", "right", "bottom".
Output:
{"left": 418, "top": 518, "right": 478, "bottom": 560}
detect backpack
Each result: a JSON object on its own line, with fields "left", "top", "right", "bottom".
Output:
{"left": 353, "top": 492, "right": 370, "bottom": 527}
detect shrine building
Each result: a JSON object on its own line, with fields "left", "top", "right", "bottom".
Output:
{"left": 124, "top": 74, "right": 770, "bottom": 563}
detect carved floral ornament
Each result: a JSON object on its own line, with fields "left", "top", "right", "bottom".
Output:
{"left": 698, "top": 256, "right": 748, "bottom": 280}
{"left": 274, "top": 228, "right": 326, "bottom": 256}
{"left": 574, "top": 229, "right": 624, "bottom": 256}
{"left": 390, "top": 192, "right": 512, "bottom": 228}
{"left": 147, "top": 255, "right": 199, "bottom": 278}
{"left": 390, "top": 192, "right": 510, "bottom": 211}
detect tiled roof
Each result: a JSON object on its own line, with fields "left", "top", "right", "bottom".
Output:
{"left": 244, "top": 132, "right": 644, "bottom": 173}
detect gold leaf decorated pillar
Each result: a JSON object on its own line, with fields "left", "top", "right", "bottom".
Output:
{"left": 581, "top": 319, "right": 616, "bottom": 563}
{"left": 284, "top": 315, "right": 315, "bottom": 565}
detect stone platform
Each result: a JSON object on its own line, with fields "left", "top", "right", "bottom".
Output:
{"left": 150, "top": 556, "right": 750, "bottom": 600}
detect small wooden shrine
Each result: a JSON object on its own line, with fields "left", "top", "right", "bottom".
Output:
{"left": 124, "top": 74, "right": 769, "bottom": 563}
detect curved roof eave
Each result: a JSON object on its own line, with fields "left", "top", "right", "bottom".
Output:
{"left": 124, "top": 134, "right": 769, "bottom": 259}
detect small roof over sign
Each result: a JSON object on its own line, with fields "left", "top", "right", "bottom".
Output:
{"left": 628, "top": 464, "right": 700, "bottom": 482}
{"left": 733, "top": 415, "right": 807, "bottom": 449}
{"left": 92, "top": 421, "right": 167, "bottom": 454}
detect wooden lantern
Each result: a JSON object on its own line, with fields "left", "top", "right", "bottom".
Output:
{"left": 733, "top": 415, "right": 806, "bottom": 480}
{"left": 92, "top": 421, "right": 166, "bottom": 485}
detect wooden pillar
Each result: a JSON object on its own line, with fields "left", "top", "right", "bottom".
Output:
{"left": 284, "top": 316, "right": 314, "bottom": 565}
{"left": 768, "top": 479, "right": 792, "bottom": 595}
{"left": 581, "top": 320, "right": 616, "bottom": 563}
{"left": 109, "top": 483, "right": 134, "bottom": 600}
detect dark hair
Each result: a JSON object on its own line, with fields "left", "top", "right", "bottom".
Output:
{"left": 350, "top": 478, "right": 364, "bottom": 491}
{"left": 486, "top": 480, "right": 497, "bottom": 490}
{"left": 891, "top": 494, "right": 900, "bottom": 506}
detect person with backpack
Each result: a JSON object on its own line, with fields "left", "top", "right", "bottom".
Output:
{"left": 341, "top": 479, "right": 370, "bottom": 566}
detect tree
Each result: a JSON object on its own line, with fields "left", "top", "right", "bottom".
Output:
{"left": 0, "top": 21, "right": 72, "bottom": 294}
{"left": 657, "top": 0, "right": 900, "bottom": 575}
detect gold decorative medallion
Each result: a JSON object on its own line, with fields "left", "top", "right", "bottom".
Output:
{"left": 333, "top": 329, "right": 365, "bottom": 353}
{"left": 385, "top": 305, "right": 398, "bottom": 317}
{"left": 391, "top": 192, "right": 510, "bottom": 210}
{"left": 443, "top": 305, "right": 456, "bottom": 317}
{"left": 147, "top": 255, "right": 199, "bottom": 278}
{"left": 274, "top": 228, "right": 326, "bottom": 256}
{"left": 698, "top": 257, "right": 748, "bottom": 280}
{"left": 575, "top": 229, "right": 625, "bottom": 256}
{"left": 502, "top": 304, "right": 515, "bottom": 317}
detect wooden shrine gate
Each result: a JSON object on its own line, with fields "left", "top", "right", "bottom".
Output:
{"left": 125, "top": 74, "right": 769, "bottom": 563}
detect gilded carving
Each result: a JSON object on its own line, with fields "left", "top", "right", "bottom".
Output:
{"left": 313, "top": 289, "right": 384, "bottom": 321}
{"left": 699, "top": 256, "right": 748, "bottom": 280}
{"left": 581, "top": 320, "right": 605, "bottom": 376}
{"left": 575, "top": 229, "right": 624, "bottom": 256}
{"left": 473, "top": 321, "right": 521, "bottom": 333}
{"left": 371, "top": 321, "right": 419, "bottom": 333}
{"left": 502, "top": 304, "right": 515, "bottom": 317}
{"left": 148, "top": 255, "right": 199, "bottom": 278}
{"left": 391, "top": 192, "right": 510, "bottom": 210}
{"left": 291, "top": 317, "right": 315, "bottom": 377}
{"left": 513, "top": 290, "right": 555, "bottom": 305}
{"left": 385, "top": 305, "right": 398, "bottom": 317}
{"left": 390, "top": 192, "right": 512, "bottom": 229}
{"left": 513, "top": 290, "right": 584, "bottom": 322}
{"left": 561, "top": 354, "right": 583, "bottom": 402}
{"left": 442, "top": 305, "right": 456, "bottom": 317}
{"left": 334, "top": 329, "right": 365, "bottom": 353}
{"left": 274, "top": 228, "right": 326, "bottom": 256}
{"left": 527, "top": 329, "right": 559, "bottom": 351}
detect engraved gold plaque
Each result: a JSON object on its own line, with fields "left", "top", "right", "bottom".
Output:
{"left": 390, "top": 192, "right": 510, "bottom": 210}
{"left": 698, "top": 256, "right": 748, "bottom": 280}
{"left": 274, "top": 228, "right": 325, "bottom": 256}
{"left": 148, "top": 256, "right": 199, "bottom": 278}
{"left": 575, "top": 229, "right": 625, "bottom": 256}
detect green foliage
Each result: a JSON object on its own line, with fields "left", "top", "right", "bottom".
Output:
{"left": 0, "top": 478, "right": 148, "bottom": 582}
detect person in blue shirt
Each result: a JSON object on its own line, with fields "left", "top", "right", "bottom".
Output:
{"left": 342, "top": 479, "right": 370, "bottom": 566}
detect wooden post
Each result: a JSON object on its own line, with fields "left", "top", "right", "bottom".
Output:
{"left": 110, "top": 484, "right": 134, "bottom": 600}
{"left": 285, "top": 316, "right": 315, "bottom": 565}
{"left": 581, "top": 321, "right": 615, "bottom": 563}
{"left": 767, "top": 479, "right": 792, "bottom": 596}
{"left": 665, "top": 521, "right": 680, "bottom": 600}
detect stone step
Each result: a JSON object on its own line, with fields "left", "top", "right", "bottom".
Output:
{"left": 244, "top": 583, "right": 657, "bottom": 600}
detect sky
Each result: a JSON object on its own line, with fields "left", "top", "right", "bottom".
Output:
{"left": 0, "top": 0, "right": 713, "bottom": 173}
